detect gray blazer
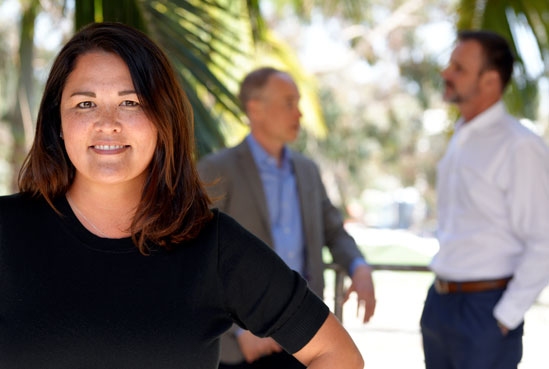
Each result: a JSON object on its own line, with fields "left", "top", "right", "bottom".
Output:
{"left": 197, "top": 140, "right": 364, "bottom": 363}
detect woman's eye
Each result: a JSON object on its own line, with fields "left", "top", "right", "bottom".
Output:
{"left": 77, "top": 101, "right": 96, "bottom": 109}
{"left": 121, "top": 100, "right": 139, "bottom": 107}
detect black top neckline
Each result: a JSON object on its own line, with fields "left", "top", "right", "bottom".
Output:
{"left": 53, "top": 195, "right": 138, "bottom": 254}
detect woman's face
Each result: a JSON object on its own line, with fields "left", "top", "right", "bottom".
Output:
{"left": 60, "top": 51, "right": 158, "bottom": 189}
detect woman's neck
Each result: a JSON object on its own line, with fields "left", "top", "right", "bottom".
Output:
{"left": 66, "top": 177, "right": 144, "bottom": 238}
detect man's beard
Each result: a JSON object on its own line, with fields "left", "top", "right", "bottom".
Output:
{"left": 443, "top": 80, "right": 479, "bottom": 104}
{"left": 443, "top": 81, "right": 462, "bottom": 103}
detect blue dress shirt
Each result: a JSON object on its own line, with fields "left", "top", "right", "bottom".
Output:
{"left": 247, "top": 134, "right": 367, "bottom": 278}
{"left": 246, "top": 135, "right": 306, "bottom": 275}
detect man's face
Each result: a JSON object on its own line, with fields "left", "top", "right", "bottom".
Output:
{"left": 251, "top": 73, "right": 302, "bottom": 145}
{"left": 441, "top": 40, "right": 486, "bottom": 104}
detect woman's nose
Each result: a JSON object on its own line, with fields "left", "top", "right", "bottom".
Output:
{"left": 94, "top": 107, "right": 122, "bottom": 133}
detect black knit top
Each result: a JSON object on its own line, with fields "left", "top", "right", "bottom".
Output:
{"left": 0, "top": 193, "right": 328, "bottom": 368}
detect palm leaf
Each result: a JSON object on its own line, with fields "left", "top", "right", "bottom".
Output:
{"left": 245, "top": 0, "right": 267, "bottom": 42}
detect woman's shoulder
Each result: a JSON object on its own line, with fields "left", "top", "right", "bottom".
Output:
{"left": 201, "top": 209, "right": 278, "bottom": 264}
{"left": 0, "top": 192, "right": 49, "bottom": 220}
{"left": 0, "top": 192, "right": 35, "bottom": 208}
{"left": 205, "top": 209, "right": 250, "bottom": 238}
{"left": 192, "top": 209, "right": 262, "bottom": 252}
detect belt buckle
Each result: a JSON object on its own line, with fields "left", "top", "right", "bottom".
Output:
{"left": 435, "top": 279, "right": 450, "bottom": 294}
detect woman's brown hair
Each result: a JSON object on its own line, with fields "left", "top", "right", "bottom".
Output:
{"left": 18, "top": 22, "right": 212, "bottom": 253}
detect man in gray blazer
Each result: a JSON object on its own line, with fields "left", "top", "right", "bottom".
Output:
{"left": 198, "top": 67, "right": 376, "bottom": 369}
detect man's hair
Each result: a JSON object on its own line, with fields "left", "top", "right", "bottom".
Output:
{"left": 18, "top": 22, "right": 212, "bottom": 253}
{"left": 238, "top": 67, "right": 285, "bottom": 113}
{"left": 458, "top": 30, "right": 515, "bottom": 89}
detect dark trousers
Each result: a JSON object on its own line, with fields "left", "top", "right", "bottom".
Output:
{"left": 218, "top": 351, "right": 305, "bottom": 369}
{"left": 420, "top": 285, "right": 523, "bottom": 369}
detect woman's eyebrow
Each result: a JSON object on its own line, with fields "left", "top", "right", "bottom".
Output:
{"left": 119, "top": 90, "right": 137, "bottom": 96}
{"left": 70, "top": 91, "right": 96, "bottom": 97}
{"left": 68, "top": 90, "right": 137, "bottom": 97}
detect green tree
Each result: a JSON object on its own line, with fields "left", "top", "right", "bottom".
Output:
{"left": 4, "top": 0, "right": 41, "bottom": 191}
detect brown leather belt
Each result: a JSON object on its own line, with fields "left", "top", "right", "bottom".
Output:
{"left": 434, "top": 277, "right": 512, "bottom": 294}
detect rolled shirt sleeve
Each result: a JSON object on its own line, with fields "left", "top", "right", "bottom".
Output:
{"left": 493, "top": 138, "right": 549, "bottom": 329}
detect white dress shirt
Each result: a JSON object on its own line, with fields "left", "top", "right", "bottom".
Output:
{"left": 431, "top": 100, "right": 549, "bottom": 329}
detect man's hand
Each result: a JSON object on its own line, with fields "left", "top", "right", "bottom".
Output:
{"left": 236, "top": 330, "right": 282, "bottom": 363}
{"left": 344, "top": 264, "right": 376, "bottom": 323}
{"left": 497, "top": 321, "right": 509, "bottom": 336}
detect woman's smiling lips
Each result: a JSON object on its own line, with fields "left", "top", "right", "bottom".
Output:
{"left": 90, "top": 144, "right": 130, "bottom": 154}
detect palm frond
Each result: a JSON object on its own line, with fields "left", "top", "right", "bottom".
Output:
{"left": 144, "top": 1, "right": 250, "bottom": 153}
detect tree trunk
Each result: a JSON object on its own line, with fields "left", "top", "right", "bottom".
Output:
{"left": 8, "top": 0, "right": 39, "bottom": 193}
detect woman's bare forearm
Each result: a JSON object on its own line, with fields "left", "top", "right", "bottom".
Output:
{"left": 294, "top": 313, "right": 364, "bottom": 369}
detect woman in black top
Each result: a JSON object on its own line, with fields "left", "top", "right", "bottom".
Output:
{"left": 0, "top": 23, "right": 363, "bottom": 368}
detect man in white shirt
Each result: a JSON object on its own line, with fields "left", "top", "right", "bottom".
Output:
{"left": 420, "top": 30, "right": 549, "bottom": 369}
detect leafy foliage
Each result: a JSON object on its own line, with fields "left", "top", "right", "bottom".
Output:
{"left": 272, "top": 0, "right": 371, "bottom": 23}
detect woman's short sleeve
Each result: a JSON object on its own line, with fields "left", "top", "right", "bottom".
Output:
{"left": 215, "top": 212, "right": 329, "bottom": 354}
